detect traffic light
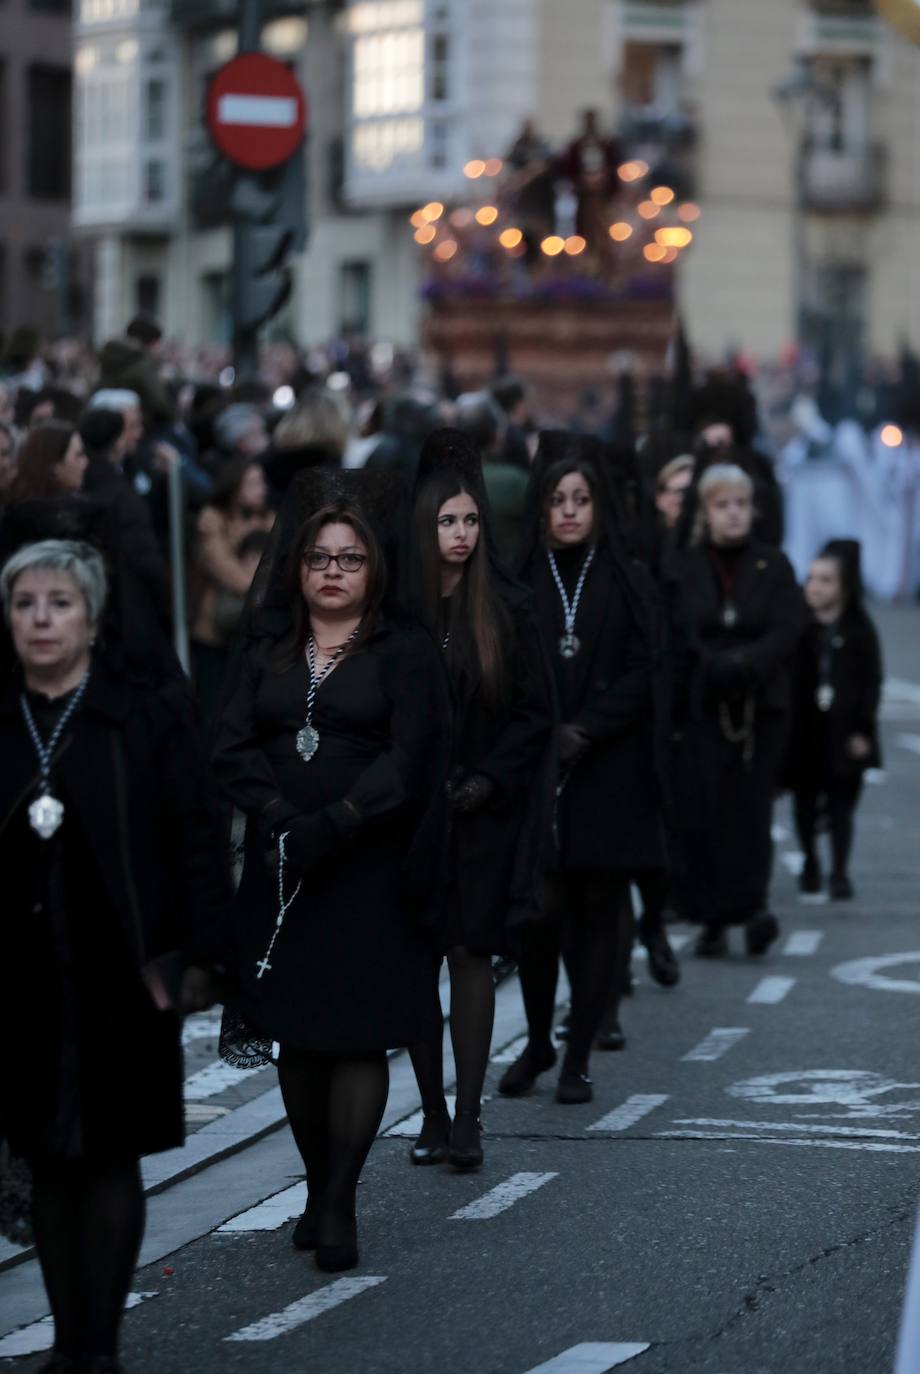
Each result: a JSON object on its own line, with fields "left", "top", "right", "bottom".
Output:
{"left": 232, "top": 147, "right": 307, "bottom": 362}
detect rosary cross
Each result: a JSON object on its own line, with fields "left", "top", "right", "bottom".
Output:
{"left": 256, "top": 957, "right": 272, "bottom": 979}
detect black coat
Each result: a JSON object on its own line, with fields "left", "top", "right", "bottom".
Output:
{"left": 666, "top": 540, "right": 806, "bottom": 721}
{"left": 783, "top": 608, "right": 883, "bottom": 788}
{"left": 665, "top": 540, "right": 806, "bottom": 921}
{"left": 523, "top": 542, "right": 666, "bottom": 872}
{"left": 447, "top": 599, "right": 555, "bottom": 953}
{"left": 0, "top": 665, "right": 228, "bottom": 1161}
{"left": 212, "top": 619, "right": 451, "bottom": 1051}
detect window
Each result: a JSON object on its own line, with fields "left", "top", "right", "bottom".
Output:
{"left": 136, "top": 274, "right": 160, "bottom": 318}
{"left": 30, "top": 0, "right": 72, "bottom": 11}
{"left": 340, "top": 261, "right": 371, "bottom": 334}
{"left": 348, "top": 0, "right": 426, "bottom": 175}
{"left": 144, "top": 77, "right": 166, "bottom": 139}
{"left": 430, "top": 32, "right": 449, "bottom": 102}
{"left": 622, "top": 42, "right": 683, "bottom": 112}
{"left": 27, "top": 66, "right": 72, "bottom": 200}
{"left": 144, "top": 159, "right": 164, "bottom": 202}
{"left": 0, "top": 63, "right": 7, "bottom": 195}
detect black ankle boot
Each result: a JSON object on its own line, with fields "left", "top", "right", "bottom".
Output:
{"left": 448, "top": 1112, "right": 483, "bottom": 1169}
{"left": 497, "top": 1043, "right": 556, "bottom": 1097}
{"left": 409, "top": 1108, "right": 451, "bottom": 1165}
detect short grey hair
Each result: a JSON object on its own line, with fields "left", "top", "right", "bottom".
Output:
{"left": 0, "top": 540, "right": 108, "bottom": 627}
{"left": 698, "top": 463, "right": 753, "bottom": 503}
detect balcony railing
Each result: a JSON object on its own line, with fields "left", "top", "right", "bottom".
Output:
{"left": 799, "top": 140, "right": 886, "bottom": 213}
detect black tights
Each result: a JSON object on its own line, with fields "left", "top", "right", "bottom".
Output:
{"left": 519, "top": 872, "right": 629, "bottom": 1071}
{"left": 31, "top": 1155, "right": 144, "bottom": 1365}
{"left": 794, "top": 777, "right": 863, "bottom": 877}
{"left": 277, "top": 1048, "right": 388, "bottom": 1246}
{"left": 409, "top": 946, "right": 495, "bottom": 1119}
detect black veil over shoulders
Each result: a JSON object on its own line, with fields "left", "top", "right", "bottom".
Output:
{"left": 0, "top": 495, "right": 183, "bottom": 690}
{"left": 413, "top": 426, "right": 532, "bottom": 612}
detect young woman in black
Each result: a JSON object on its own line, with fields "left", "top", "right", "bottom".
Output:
{"left": 666, "top": 464, "right": 805, "bottom": 956}
{"left": 500, "top": 442, "right": 666, "bottom": 1105}
{"left": 214, "top": 473, "right": 450, "bottom": 1272}
{"left": 785, "top": 540, "right": 882, "bottom": 899}
{"left": 407, "top": 431, "right": 553, "bottom": 1168}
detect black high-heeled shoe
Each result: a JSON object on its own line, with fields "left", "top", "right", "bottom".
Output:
{"left": 315, "top": 1213, "right": 359, "bottom": 1273}
{"left": 556, "top": 1061, "right": 593, "bottom": 1105}
{"left": 448, "top": 1112, "right": 483, "bottom": 1169}
{"left": 410, "top": 1108, "right": 451, "bottom": 1165}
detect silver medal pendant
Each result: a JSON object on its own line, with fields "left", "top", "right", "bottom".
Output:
{"left": 722, "top": 603, "right": 738, "bottom": 629}
{"left": 296, "top": 724, "right": 320, "bottom": 762}
{"left": 29, "top": 793, "right": 64, "bottom": 840}
{"left": 559, "top": 633, "right": 581, "bottom": 659}
{"left": 817, "top": 684, "right": 835, "bottom": 712}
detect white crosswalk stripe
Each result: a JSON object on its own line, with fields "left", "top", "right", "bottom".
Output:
{"left": 522, "top": 1342, "right": 651, "bottom": 1373}
{"left": 449, "top": 1172, "right": 558, "bottom": 1221}
{"left": 224, "top": 1277, "right": 387, "bottom": 1341}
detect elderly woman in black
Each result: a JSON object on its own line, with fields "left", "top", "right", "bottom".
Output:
{"left": 213, "top": 477, "right": 449, "bottom": 1272}
{"left": 785, "top": 540, "right": 882, "bottom": 900}
{"left": 667, "top": 464, "right": 805, "bottom": 956}
{"left": 499, "top": 443, "right": 666, "bottom": 1105}
{"left": 0, "top": 539, "right": 226, "bottom": 1374}
{"left": 407, "top": 432, "right": 553, "bottom": 1169}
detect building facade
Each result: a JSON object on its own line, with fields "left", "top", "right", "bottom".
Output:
{"left": 0, "top": 0, "right": 87, "bottom": 339}
{"left": 73, "top": 0, "right": 920, "bottom": 367}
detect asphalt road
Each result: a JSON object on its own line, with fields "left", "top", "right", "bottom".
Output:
{"left": 2, "top": 605, "right": 920, "bottom": 1374}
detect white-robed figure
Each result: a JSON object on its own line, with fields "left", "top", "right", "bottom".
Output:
{"left": 782, "top": 404, "right": 920, "bottom": 600}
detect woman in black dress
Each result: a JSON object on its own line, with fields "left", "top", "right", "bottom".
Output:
{"left": 407, "top": 431, "right": 554, "bottom": 1169}
{"left": 0, "top": 539, "right": 225, "bottom": 1374}
{"left": 785, "top": 540, "right": 882, "bottom": 900}
{"left": 499, "top": 443, "right": 667, "bottom": 1105}
{"left": 666, "top": 464, "right": 805, "bottom": 956}
{"left": 213, "top": 477, "right": 450, "bottom": 1272}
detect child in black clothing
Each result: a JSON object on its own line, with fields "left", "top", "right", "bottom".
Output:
{"left": 785, "top": 540, "right": 883, "bottom": 900}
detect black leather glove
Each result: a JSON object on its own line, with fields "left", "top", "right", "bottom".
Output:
{"left": 559, "top": 723, "right": 591, "bottom": 766}
{"left": 447, "top": 772, "right": 496, "bottom": 814}
{"left": 280, "top": 812, "right": 337, "bottom": 873}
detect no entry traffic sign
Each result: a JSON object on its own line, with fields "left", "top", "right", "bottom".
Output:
{"left": 207, "top": 53, "right": 307, "bottom": 171}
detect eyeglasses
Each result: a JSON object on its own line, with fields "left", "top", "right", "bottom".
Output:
{"left": 302, "top": 550, "right": 367, "bottom": 573}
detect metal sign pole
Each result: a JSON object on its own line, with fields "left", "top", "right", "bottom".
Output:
{"left": 233, "top": 0, "right": 264, "bottom": 375}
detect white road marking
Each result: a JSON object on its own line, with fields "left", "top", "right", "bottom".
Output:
{"left": 728, "top": 1068, "right": 920, "bottom": 1118}
{"left": 897, "top": 733, "right": 920, "bottom": 757}
{"left": 864, "top": 768, "right": 886, "bottom": 784}
{"left": 181, "top": 1010, "right": 223, "bottom": 1048}
{"left": 449, "top": 1171, "right": 558, "bottom": 1221}
{"left": 224, "top": 1276, "right": 386, "bottom": 1341}
{"left": 798, "top": 891, "right": 829, "bottom": 906}
{"left": 589, "top": 1095, "right": 670, "bottom": 1133}
{"left": 784, "top": 931, "right": 823, "bottom": 956}
{"left": 523, "top": 1342, "right": 650, "bottom": 1373}
{"left": 682, "top": 1028, "right": 750, "bottom": 1062}
{"left": 780, "top": 850, "right": 805, "bottom": 876}
{"left": 383, "top": 1096, "right": 456, "bottom": 1138}
{"left": 0, "top": 1294, "right": 157, "bottom": 1357}
{"left": 660, "top": 1131, "right": 920, "bottom": 1155}
{"left": 183, "top": 1059, "right": 263, "bottom": 1101}
{"left": 670, "top": 932, "right": 691, "bottom": 953}
{"left": 747, "top": 976, "right": 795, "bottom": 1005}
{"left": 217, "top": 94, "right": 299, "bottom": 128}
{"left": 833, "top": 951, "right": 920, "bottom": 995}
{"left": 217, "top": 1182, "right": 306, "bottom": 1233}
{"left": 674, "top": 1118, "right": 920, "bottom": 1141}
